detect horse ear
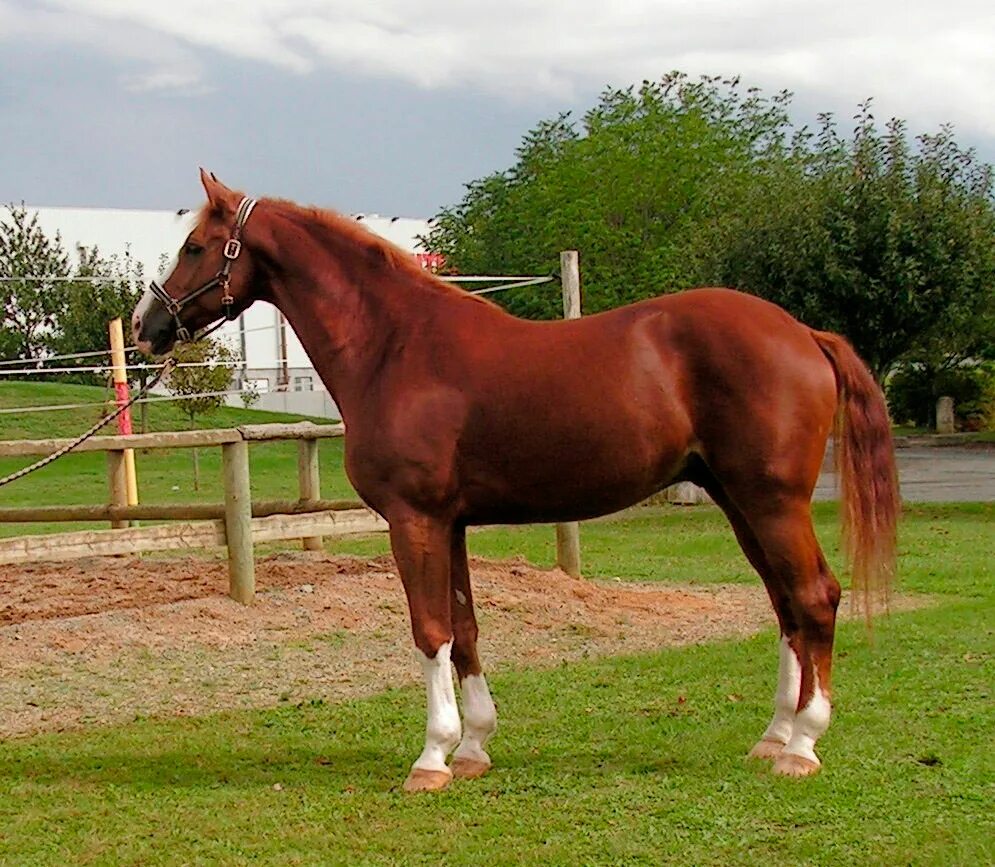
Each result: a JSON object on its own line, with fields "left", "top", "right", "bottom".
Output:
{"left": 199, "top": 168, "right": 238, "bottom": 214}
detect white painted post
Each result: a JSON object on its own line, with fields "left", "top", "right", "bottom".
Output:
{"left": 298, "top": 438, "right": 323, "bottom": 551}
{"left": 222, "top": 440, "right": 255, "bottom": 604}
{"left": 557, "top": 250, "right": 582, "bottom": 578}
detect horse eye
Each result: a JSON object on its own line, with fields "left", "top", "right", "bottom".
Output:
{"left": 184, "top": 242, "right": 204, "bottom": 256}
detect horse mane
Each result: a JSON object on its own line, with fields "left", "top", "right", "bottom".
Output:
{"left": 260, "top": 198, "right": 498, "bottom": 307}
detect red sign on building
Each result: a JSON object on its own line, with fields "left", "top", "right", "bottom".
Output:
{"left": 414, "top": 252, "right": 446, "bottom": 273}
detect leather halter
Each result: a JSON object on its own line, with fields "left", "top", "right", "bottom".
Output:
{"left": 148, "top": 196, "right": 258, "bottom": 343}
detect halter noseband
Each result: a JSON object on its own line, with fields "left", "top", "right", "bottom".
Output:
{"left": 149, "top": 196, "right": 258, "bottom": 343}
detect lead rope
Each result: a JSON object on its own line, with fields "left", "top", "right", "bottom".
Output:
{"left": 0, "top": 358, "right": 176, "bottom": 488}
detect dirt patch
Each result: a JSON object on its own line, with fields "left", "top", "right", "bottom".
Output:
{"left": 0, "top": 552, "right": 913, "bottom": 739}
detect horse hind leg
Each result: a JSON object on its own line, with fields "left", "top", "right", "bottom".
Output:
{"left": 698, "top": 477, "right": 800, "bottom": 761}
{"left": 701, "top": 474, "right": 840, "bottom": 774}
{"left": 448, "top": 526, "right": 498, "bottom": 780}
{"left": 742, "top": 498, "right": 841, "bottom": 776}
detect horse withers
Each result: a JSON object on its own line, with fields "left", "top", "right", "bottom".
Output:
{"left": 133, "top": 171, "right": 899, "bottom": 792}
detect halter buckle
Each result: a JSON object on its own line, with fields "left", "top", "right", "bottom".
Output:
{"left": 223, "top": 239, "right": 242, "bottom": 260}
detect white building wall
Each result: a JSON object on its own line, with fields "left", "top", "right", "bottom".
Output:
{"left": 27, "top": 206, "right": 432, "bottom": 419}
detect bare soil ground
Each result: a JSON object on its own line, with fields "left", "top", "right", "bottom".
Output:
{"left": 0, "top": 552, "right": 783, "bottom": 738}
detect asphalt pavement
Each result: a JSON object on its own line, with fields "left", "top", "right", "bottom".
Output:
{"left": 813, "top": 446, "right": 995, "bottom": 503}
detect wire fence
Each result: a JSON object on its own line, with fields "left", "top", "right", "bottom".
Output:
{"left": 0, "top": 359, "right": 302, "bottom": 377}
{"left": 0, "top": 273, "right": 556, "bottom": 415}
{"left": 0, "top": 387, "right": 256, "bottom": 416}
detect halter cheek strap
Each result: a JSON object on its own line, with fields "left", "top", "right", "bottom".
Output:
{"left": 149, "top": 196, "right": 258, "bottom": 343}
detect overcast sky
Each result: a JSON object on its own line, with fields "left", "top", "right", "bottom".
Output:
{"left": 2, "top": 0, "right": 993, "bottom": 218}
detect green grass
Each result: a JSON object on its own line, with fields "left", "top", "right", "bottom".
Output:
{"left": 0, "top": 380, "right": 350, "bottom": 537}
{"left": 2, "top": 381, "right": 993, "bottom": 863}
{"left": 1, "top": 504, "right": 992, "bottom": 865}
{"left": 326, "top": 502, "right": 994, "bottom": 596}
{"left": 0, "top": 379, "right": 342, "bottom": 440}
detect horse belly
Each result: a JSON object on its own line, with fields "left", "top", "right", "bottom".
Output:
{"left": 457, "top": 414, "right": 690, "bottom": 524}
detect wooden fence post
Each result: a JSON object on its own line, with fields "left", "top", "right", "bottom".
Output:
{"left": 556, "top": 250, "right": 582, "bottom": 578}
{"left": 222, "top": 440, "right": 255, "bottom": 604}
{"left": 106, "top": 450, "right": 129, "bottom": 530}
{"left": 297, "top": 438, "right": 323, "bottom": 551}
{"left": 108, "top": 318, "right": 139, "bottom": 508}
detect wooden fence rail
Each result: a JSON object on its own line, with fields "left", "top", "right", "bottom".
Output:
{"left": 0, "top": 422, "right": 386, "bottom": 602}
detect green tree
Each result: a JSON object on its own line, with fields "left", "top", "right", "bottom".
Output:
{"left": 0, "top": 205, "right": 69, "bottom": 360}
{"left": 0, "top": 205, "right": 144, "bottom": 379}
{"left": 692, "top": 104, "right": 995, "bottom": 380}
{"left": 426, "top": 73, "right": 793, "bottom": 319}
{"left": 164, "top": 339, "right": 237, "bottom": 490}
{"left": 51, "top": 247, "right": 144, "bottom": 377}
{"left": 428, "top": 79, "right": 994, "bottom": 386}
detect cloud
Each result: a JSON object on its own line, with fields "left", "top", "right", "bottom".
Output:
{"left": 0, "top": 0, "right": 206, "bottom": 92}
{"left": 122, "top": 68, "right": 213, "bottom": 95}
{"left": 7, "top": 0, "right": 995, "bottom": 136}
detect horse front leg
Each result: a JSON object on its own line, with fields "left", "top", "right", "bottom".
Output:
{"left": 389, "top": 512, "right": 462, "bottom": 793}
{"left": 448, "top": 525, "right": 497, "bottom": 779}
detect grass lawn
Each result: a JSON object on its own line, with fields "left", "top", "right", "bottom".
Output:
{"left": 0, "top": 380, "right": 350, "bottom": 538}
{"left": 1, "top": 502, "right": 992, "bottom": 865}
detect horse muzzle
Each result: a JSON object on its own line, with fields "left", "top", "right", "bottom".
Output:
{"left": 132, "top": 289, "right": 178, "bottom": 356}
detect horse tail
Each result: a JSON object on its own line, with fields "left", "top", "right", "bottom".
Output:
{"left": 810, "top": 330, "right": 900, "bottom": 624}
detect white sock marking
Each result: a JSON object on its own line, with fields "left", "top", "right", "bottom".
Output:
{"left": 454, "top": 674, "right": 497, "bottom": 765}
{"left": 761, "top": 634, "right": 800, "bottom": 745}
{"left": 782, "top": 670, "right": 831, "bottom": 765}
{"left": 412, "top": 639, "right": 461, "bottom": 773}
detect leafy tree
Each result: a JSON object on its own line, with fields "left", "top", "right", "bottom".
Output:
{"left": 0, "top": 205, "right": 69, "bottom": 360}
{"left": 426, "top": 73, "right": 794, "bottom": 319}
{"left": 886, "top": 360, "right": 995, "bottom": 430}
{"left": 50, "top": 247, "right": 144, "bottom": 376}
{"left": 428, "top": 79, "right": 995, "bottom": 387}
{"left": 685, "top": 104, "right": 995, "bottom": 380}
{"left": 164, "top": 339, "right": 237, "bottom": 489}
{"left": 0, "top": 205, "right": 144, "bottom": 380}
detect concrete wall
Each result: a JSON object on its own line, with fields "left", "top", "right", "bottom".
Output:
{"left": 225, "top": 389, "right": 341, "bottom": 420}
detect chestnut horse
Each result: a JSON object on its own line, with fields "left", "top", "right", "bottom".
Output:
{"left": 133, "top": 172, "right": 899, "bottom": 792}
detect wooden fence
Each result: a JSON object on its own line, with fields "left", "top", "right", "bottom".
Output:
{"left": 0, "top": 422, "right": 386, "bottom": 603}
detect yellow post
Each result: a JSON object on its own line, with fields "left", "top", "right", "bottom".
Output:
{"left": 108, "top": 318, "right": 139, "bottom": 511}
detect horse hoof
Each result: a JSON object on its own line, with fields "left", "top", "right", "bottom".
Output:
{"left": 772, "top": 752, "right": 821, "bottom": 777}
{"left": 450, "top": 756, "right": 491, "bottom": 779}
{"left": 403, "top": 768, "right": 452, "bottom": 793}
{"left": 748, "top": 739, "right": 787, "bottom": 761}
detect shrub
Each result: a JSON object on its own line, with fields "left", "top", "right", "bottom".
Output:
{"left": 887, "top": 362, "right": 995, "bottom": 430}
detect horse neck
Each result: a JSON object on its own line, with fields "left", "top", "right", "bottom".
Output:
{"left": 257, "top": 207, "right": 447, "bottom": 420}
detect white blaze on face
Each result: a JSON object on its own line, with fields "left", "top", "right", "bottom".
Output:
{"left": 132, "top": 288, "right": 158, "bottom": 351}
{"left": 412, "top": 639, "right": 461, "bottom": 773}
{"left": 133, "top": 225, "right": 189, "bottom": 349}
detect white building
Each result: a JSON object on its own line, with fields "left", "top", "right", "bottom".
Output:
{"left": 27, "top": 205, "right": 434, "bottom": 419}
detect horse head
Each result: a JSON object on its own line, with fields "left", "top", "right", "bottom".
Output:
{"left": 132, "top": 170, "right": 262, "bottom": 354}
